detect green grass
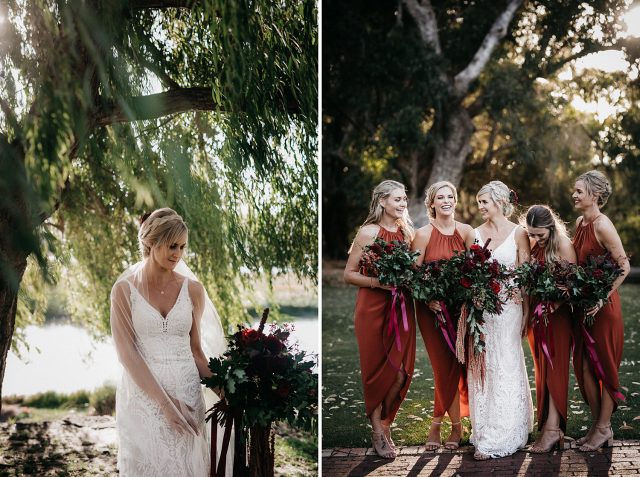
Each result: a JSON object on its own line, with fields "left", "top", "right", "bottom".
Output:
{"left": 322, "top": 283, "right": 640, "bottom": 448}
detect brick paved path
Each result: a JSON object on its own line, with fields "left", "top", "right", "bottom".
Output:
{"left": 322, "top": 440, "right": 640, "bottom": 476}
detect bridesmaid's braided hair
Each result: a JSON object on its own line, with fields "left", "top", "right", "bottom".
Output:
{"left": 138, "top": 208, "right": 188, "bottom": 258}
{"left": 522, "top": 205, "right": 569, "bottom": 263}
{"left": 576, "top": 170, "right": 612, "bottom": 207}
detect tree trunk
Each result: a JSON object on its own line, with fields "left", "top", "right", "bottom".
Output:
{"left": 0, "top": 253, "right": 28, "bottom": 414}
{"left": 428, "top": 105, "right": 474, "bottom": 188}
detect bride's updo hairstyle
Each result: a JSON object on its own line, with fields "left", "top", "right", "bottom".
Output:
{"left": 576, "top": 170, "right": 612, "bottom": 207}
{"left": 138, "top": 208, "right": 188, "bottom": 258}
{"left": 476, "top": 181, "right": 515, "bottom": 218}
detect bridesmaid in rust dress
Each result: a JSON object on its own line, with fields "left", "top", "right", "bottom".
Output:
{"left": 571, "top": 170, "right": 629, "bottom": 452}
{"left": 523, "top": 205, "right": 576, "bottom": 453}
{"left": 344, "top": 179, "right": 417, "bottom": 459}
{"left": 410, "top": 181, "right": 474, "bottom": 451}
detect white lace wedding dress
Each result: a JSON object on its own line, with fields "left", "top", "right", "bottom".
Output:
{"left": 468, "top": 227, "right": 533, "bottom": 458}
{"left": 116, "top": 278, "right": 210, "bottom": 476}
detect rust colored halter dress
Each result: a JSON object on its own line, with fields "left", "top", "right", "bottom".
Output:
{"left": 354, "top": 227, "right": 417, "bottom": 421}
{"left": 415, "top": 225, "right": 469, "bottom": 418}
{"left": 572, "top": 218, "right": 624, "bottom": 410}
{"left": 526, "top": 244, "right": 572, "bottom": 432}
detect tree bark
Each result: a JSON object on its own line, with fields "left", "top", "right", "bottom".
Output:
{"left": 428, "top": 105, "right": 474, "bottom": 188}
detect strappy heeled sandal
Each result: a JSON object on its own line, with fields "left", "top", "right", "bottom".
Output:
{"left": 443, "top": 421, "right": 462, "bottom": 450}
{"left": 372, "top": 430, "right": 396, "bottom": 459}
{"left": 425, "top": 421, "right": 442, "bottom": 451}
{"left": 382, "top": 424, "right": 396, "bottom": 450}
{"left": 530, "top": 428, "right": 564, "bottom": 453}
{"left": 579, "top": 424, "right": 613, "bottom": 452}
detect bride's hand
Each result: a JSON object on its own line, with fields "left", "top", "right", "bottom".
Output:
{"left": 163, "top": 397, "right": 199, "bottom": 436}
{"left": 427, "top": 300, "right": 441, "bottom": 313}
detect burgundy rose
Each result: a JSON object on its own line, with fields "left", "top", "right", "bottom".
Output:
{"left": 276, "top": 383, "right": 291, "bottom": 398}
{"left": 242, "top": 328, "right": 261, "bottom": 345}
{"left": 592, "top": 269, "right": 604, "bottom": 279}
{"left": 371, "top": 243, "right": 383, "bottom": 254}
{"left": 265, "top": 335, "right": 284, "bottom": 354}
{"left": 470, "top": 244, "right": 481, "bottom": 252}
{"left": 384, "top": 243, "right": 395, "bottom": 253}
{"left": 460, "top": 277, "right": 472, "bottom": 288}
{"left": 489, "top": 280, "right": 501, "bottom": 294}
{"left": 488, "top": 261, "right": 500, "bottom": 276}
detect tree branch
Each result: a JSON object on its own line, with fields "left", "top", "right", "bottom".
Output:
{"left": 402, "top": 0, "right": 442, "bottom": 55}
{"left": 541, "top": 41, "right": 627, "bottom": 77}
{"left": 94, "top": 87, "right": 301, "bottom": 126}
{"left": 453, "top": 0, "right": 524, "bottom": 99}
{"left": 130, "top": 0, "right": 199, "bottom": 9}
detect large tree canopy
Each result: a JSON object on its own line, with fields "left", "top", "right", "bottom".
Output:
{"left": 0, "top": 0, "right": 317, "bottom": 405}
{"left": 323, "top": 0, "right": 640, "bottom": 260}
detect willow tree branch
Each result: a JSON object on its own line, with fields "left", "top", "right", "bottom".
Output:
{"left": 452, "top": 0, "right": 524, "bottom": 99}
{"left": 130, "top": 0, "right": 199, "bottom": 9}
{"left": 94, "top": 87, "right": 301, "bottom": 126}
{"left": 402, "top": 0, "right": 442, "bottom": 55}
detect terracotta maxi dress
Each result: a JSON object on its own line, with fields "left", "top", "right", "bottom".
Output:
{"left": 415, "top": 226, "right": 469, "bottom": 418}
{"left": 572, "top": 218, "right": 624, "bottom": 410}
{"left": 526, "top": 245, "right": 572, "bottom": 432}
{"left": 354, "top": 227, "right": 417, "bottom": 421}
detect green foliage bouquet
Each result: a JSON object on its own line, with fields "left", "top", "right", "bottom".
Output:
{"left": 202, "top": 309, "right": 317, "bottom": 476}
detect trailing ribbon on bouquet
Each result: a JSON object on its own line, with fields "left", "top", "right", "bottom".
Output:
{"left": 436, "top": 301, "right": 456, "bottom": 355}
{"left": 533, "top": 302, "right": 555, "bottom": 369}
{"left": 580, "top": 322, "right": 625, "bottom": 402}
{"left": 387, "top": 287, "right": 409, "bottom": 352}
{"left": 209, "top": 401, "right": 235, "bottom": 477}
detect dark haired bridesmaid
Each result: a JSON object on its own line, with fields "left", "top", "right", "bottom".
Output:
{"left": 411, "top": 181, "right": 474, "bottom": 451}
{"left": 523, "top": 205, "right": 576, "bottom": 452}
{"left": 571, "top": 170, "right": 630, "bottom": 452}
{"left": 344, "top": 179, "right": 417, "bottom": 459}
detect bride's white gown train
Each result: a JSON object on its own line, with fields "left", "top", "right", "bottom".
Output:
{"left": 468, "top": 227, "right": 533, "bottom": 458}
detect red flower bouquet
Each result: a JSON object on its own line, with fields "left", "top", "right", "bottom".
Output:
{"left": 574, "top": 253, "right": 624, "bottom": 326}
{"left": 202, "top": 309, "right": 317, "bottom": 476}
{"left": 514, "top": 258, "right": 579, "bottom": 367}
{"left": 359, "top": 237, "right": 419, "bottom": 354}
{"left": 445, "top": 240, "right": 511, "bottom": 381}
{"left": 410, "top": 259, "right": 457, "bottom": 353}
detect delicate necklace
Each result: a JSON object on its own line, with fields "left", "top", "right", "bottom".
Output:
{"left": 154, "top": 275, "right": 176, "bottom": 295}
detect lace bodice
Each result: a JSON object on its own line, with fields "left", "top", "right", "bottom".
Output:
{"left": 468, "top": 226, "right": 533, "bottom": 458}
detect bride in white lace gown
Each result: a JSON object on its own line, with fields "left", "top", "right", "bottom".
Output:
{"left": 468, "top": 182, "right": 534, "bottom": 460}
{"left": 111, "top": 208, "right": 229, "bottom": 476}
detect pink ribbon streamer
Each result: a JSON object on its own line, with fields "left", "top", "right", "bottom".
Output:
{"left": 533, "top": 302, "right": 554, "bottom": 369}
{"left": 437, "top": 301, "right": 456, "bottom": 355}
{"left": 387, "top": 287, "right": 409, "bottom": 351}
{"left": 581, "top": 322, "right": 625, "bottom": 402}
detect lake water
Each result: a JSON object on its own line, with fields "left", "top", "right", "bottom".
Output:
{"left": 4, "top": 317, "right": 318, "bottom": 396}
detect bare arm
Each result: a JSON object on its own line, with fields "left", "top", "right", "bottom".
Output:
{"left": 410, "top": 225, "right": 432, "bottom": 266}
{"left": 594, "top": 217, "right": 630, "bottom": 295}
{"left": 188, "top": 280, "right": 213, "bottom": 380}
{"left": 515, "top": 226, "right": 531, "bottom": 335}
{"left": 343, "top": 225, "right": 390, "bottom": 289}
{"left": 460, "top": 223, "right": 476, "bottom": 249}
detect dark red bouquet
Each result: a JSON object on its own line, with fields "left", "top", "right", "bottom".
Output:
{"left": 359, "top": 237, "right": 419, "bottom": 289}
{"left": 445, "top": 240, "right": 511, "bottom": 380}
{"left": 410, "top": 259, "right": 457, "bottom": 353}
{"left": 202, "top": 309, "right": 317, "bottom": 476}
{"left": 514, "top": 258, "right": 579, "bottom": 367}
{"left": 573, "top": 253, "right": 624, "bottom": 326}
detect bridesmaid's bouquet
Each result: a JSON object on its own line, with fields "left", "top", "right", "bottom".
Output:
{"left": 514, "top": 258, "right": 579, "bottom": 326}
{"left": 202, "top": 309, "right": 317, "bottom": 476}
{"left": 446, "top": 240, "right": 511, "bottom": 380}
{"left": 359, "top": 237, "right": 419, "bottom": 353}
{"left": 573, "top": 253, "right": 624, "bottom": 326}
{"left": 359, "top": 238, "right": 419, "bottom": 289}
{"left": 410, "top": 259, "right": 457, "bottom": 353}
